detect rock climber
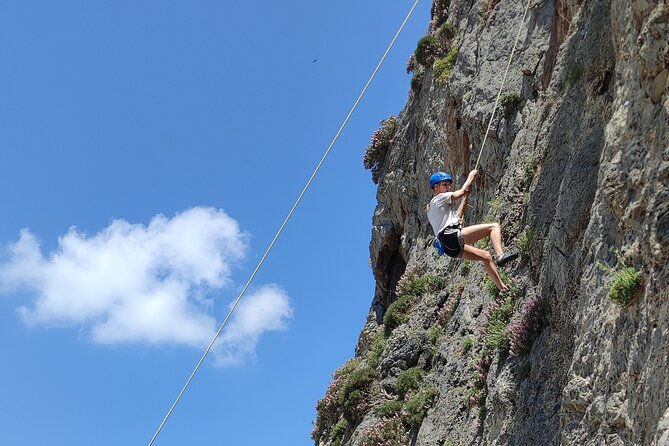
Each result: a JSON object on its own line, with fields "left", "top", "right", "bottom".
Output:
{"left": 427, "top": 170, "right": 518, "bottom": 292}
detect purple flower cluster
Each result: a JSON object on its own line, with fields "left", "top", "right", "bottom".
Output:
{"left": 507, "top": 296, "right": 546, "bottom": 357}
{"left": 475, "top": 351, "right": 492, "bottom": 389}
{"left": 361, "top": 414, "right": 409, "bottom": 446}
{"left": 312, "top": 359, "right": 358, "bottom": 441}
{"left": 370, "top": 119, "right": 395, "bottom": 147}
{"left": 464, "top": 349, "right": 492, "bottom": 422}
{"left": 430, "top": 0, "right": 449, "bottom": 30}
{"left": 406, "top": 54, "right": 417, "bottom": 74}
{"left": 474, "top": 351, "right": 493, "bottom": 384}
{"left": 321, "top": 375, "right": 343, "bottom": 410}
{"left": 437, "top": 294, "right": 460, "bottom": 325}
{"left": 363, "top": 116, "right": 398, "bottom": 184}
{"left": 312, "top": 375, "right": 342, "bottom": 440}
{"left": 395, "top": 266, "right": 421, "bottom": 297}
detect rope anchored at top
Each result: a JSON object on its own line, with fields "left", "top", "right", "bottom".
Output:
{"left": 474, "top": 0, "right": 533, "bottom": 171}
{"left": 446, "top": 0, "right": 533, "bottom": 228}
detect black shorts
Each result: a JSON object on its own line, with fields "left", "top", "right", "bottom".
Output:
{"left": 438, "top": 227, "right": 464, "bottom": 259}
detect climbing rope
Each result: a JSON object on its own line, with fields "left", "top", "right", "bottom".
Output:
{"left": 147, "top": 1, "right": 420, "bottom": 445}
{"left": 474, "top": 0, "right": 534, "bottom": 170}
{"left": 455, "top": 0, "right": 533, "bottom": 224}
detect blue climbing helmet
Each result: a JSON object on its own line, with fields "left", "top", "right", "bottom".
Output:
{"left": 429, "top": 171, "right": 453, "bottom": 189}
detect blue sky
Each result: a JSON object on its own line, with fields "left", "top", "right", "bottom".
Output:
{"left": 0, "top": 1, "right": 432, "bottom": 445}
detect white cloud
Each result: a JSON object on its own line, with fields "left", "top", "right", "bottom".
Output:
{"left": 214, "top": 285, "right": 293, "bottom": 367}
{"left": 0, "top": 207, "right": 293, "bottom": 364}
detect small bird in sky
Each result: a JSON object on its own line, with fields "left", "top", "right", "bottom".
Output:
{"left": 312, "top": 58, "right": 318, "bottom": 63}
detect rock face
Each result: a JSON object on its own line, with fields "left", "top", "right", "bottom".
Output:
{"left": 313, "top": 1, "right": 668, "bottom": 445}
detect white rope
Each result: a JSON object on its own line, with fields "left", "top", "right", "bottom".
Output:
{"left": 147, "top": 1, "right": 420, "bottom": 444}
{"left": 474, "top": 0, "right": 533, "bottom": 170}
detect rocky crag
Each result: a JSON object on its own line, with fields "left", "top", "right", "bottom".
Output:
{"left": 313, "top": 0, "right": 668, "bottom": 445}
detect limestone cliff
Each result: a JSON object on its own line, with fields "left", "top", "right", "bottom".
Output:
{"left": 313, "top": 0, "right": 668, "bottom": 445}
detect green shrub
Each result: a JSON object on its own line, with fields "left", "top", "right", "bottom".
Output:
{"left": 598, "top": 253, "right": 642, "bottom": 306}
{"left": 330, "top": 418, "right": 349, "bottom": 445}
{"left": 517, "top": 228, "right": 534, "bottom": 261}
{"left": 367, "top": 332, "right": 387, "bottom": 369}
{"left": 340, "top": 365, "right": 375, "bottom": 403}
{"left": 499, "top": 92, "right": 521, "bottom": 117}
{"left": 428, "top": 325, "right": 444, "bottom": 346}
{"left": 396, "top": 367, "right": 425, "bottom": 399}
{"left": 342, "top": 389, "right": 367, "bottom": 422}
{"left": 483, "top": 296, "right": 516, "bottom": 353}
{"left": 462, "top": 335, "right": 473, "bottom": 354}
{"left": 339, "top": 365, "right": 376, "bottom": 422}
{"left": 428, "top": 325, "right": 444, "bottom": 355}
{"left": 405, "top": 387, "right": 439, "bottom": 429}
{"left": 383, "top": 295, "right": 414, "bottom": 337}
{"left": 415, "top": 35, "right": 439, "bottom": 66}
{"left": 484, "top": 276, "right": 497, "bottom": 297}
{"left": 385, "top": 271, "right": 446, "bottom": 337}
{"left": 416, "top": 274, "right": 446, "bottom": 296}
{"left": 608, "top": 267, "right": 641, "bottom": 306}
{"left": 461, "top": 260, "right": 471, "bottom": 276}
{"left": 485, "top": 316, "right": 510, "bottom": 352}
{"left": 437, "top": 23, "right": 457, "bottom": 41}
{"left": 433, "top": 47, "right": 459, "bottom": 84}
{"left": 397, "top": 268, "right": 446, "bottom": 298}
{"left": 377, "top": 399, "right": 404, "bottom": 418}
{"left": 335, "top": 358, "right": 360, "bottom": 378}
{"left": 363, "top": 116, "right": 398, "bottom": 184}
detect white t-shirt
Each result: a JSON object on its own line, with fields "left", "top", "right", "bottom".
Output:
{"left": 427, "top": 192, "right": 459, "bottom": 237}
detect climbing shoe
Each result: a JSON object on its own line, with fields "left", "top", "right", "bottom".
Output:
{"left": 496, "top": 251, "right": 519, "bottom": 267}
